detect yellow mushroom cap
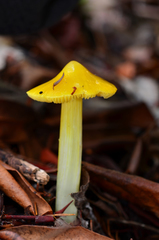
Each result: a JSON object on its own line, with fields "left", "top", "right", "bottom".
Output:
{"left": 26, "top": 61, "right": 117, "bottom": 103}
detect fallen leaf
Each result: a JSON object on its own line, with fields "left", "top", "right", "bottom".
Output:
{"left": 0, "top": 225, "right": 113, "bottom": 240}
{"left": 0, "top": 160, "right": 52, "bottom": 215}
{"left": 83, "top": 162, "right": 159, "bottom": 218}
{"left": 0, "top": 160, "right": 34, "bottom": 214}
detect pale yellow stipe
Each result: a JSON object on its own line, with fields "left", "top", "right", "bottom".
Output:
{"left": 56, "top": 98, "right": 82, "bottom": 222}
{"left": 26, "top": 61, "right": 117, "bottom": 104}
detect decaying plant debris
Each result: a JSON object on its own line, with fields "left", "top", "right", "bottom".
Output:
{"left": 0, "top": 1, "right": 159, "bottom": 239}
{"left": 0, "top": 149, "right": 50, "bottom": 185}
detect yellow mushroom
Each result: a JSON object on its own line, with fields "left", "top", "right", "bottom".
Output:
{"left": 27, "top": 61, "right": 117, "bottom": 222}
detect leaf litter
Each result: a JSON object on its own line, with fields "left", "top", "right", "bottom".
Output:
{"left": 0, "top": 1, "right": 159, "bottom": 239}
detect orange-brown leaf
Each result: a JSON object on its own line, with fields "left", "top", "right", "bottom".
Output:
{"left": 0, "top": 160, "right": 52, "bottom": 215}
{"left": 0, "top": 225, "right": 113, "bottom": 240}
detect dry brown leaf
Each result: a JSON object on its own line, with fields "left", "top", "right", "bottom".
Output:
{"left": 0, "top": 160, "right": 52, "bottom": 215}
{"left": 0, "top": 160, "right": 34, "bottom": 214}
{"left": 0, "top": 225, "right": 113, "bottom": 240}
{"left": 83, "top": 162, "right": 159, "bottom": 218}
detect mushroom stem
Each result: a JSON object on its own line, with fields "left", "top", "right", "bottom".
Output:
{"left": 56, "top": 98, "right": 82, "bottom": 222}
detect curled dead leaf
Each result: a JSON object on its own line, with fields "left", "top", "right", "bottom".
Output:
{"left": 0, "top": 160, "right": 52, "bottom": 215}
{"left": 0, "top": 161, "right": 34, "bottom": 214}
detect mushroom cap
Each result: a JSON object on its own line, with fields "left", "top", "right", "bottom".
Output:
{"left": 26, "top": 61, "right": 117, "bottom": 103}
